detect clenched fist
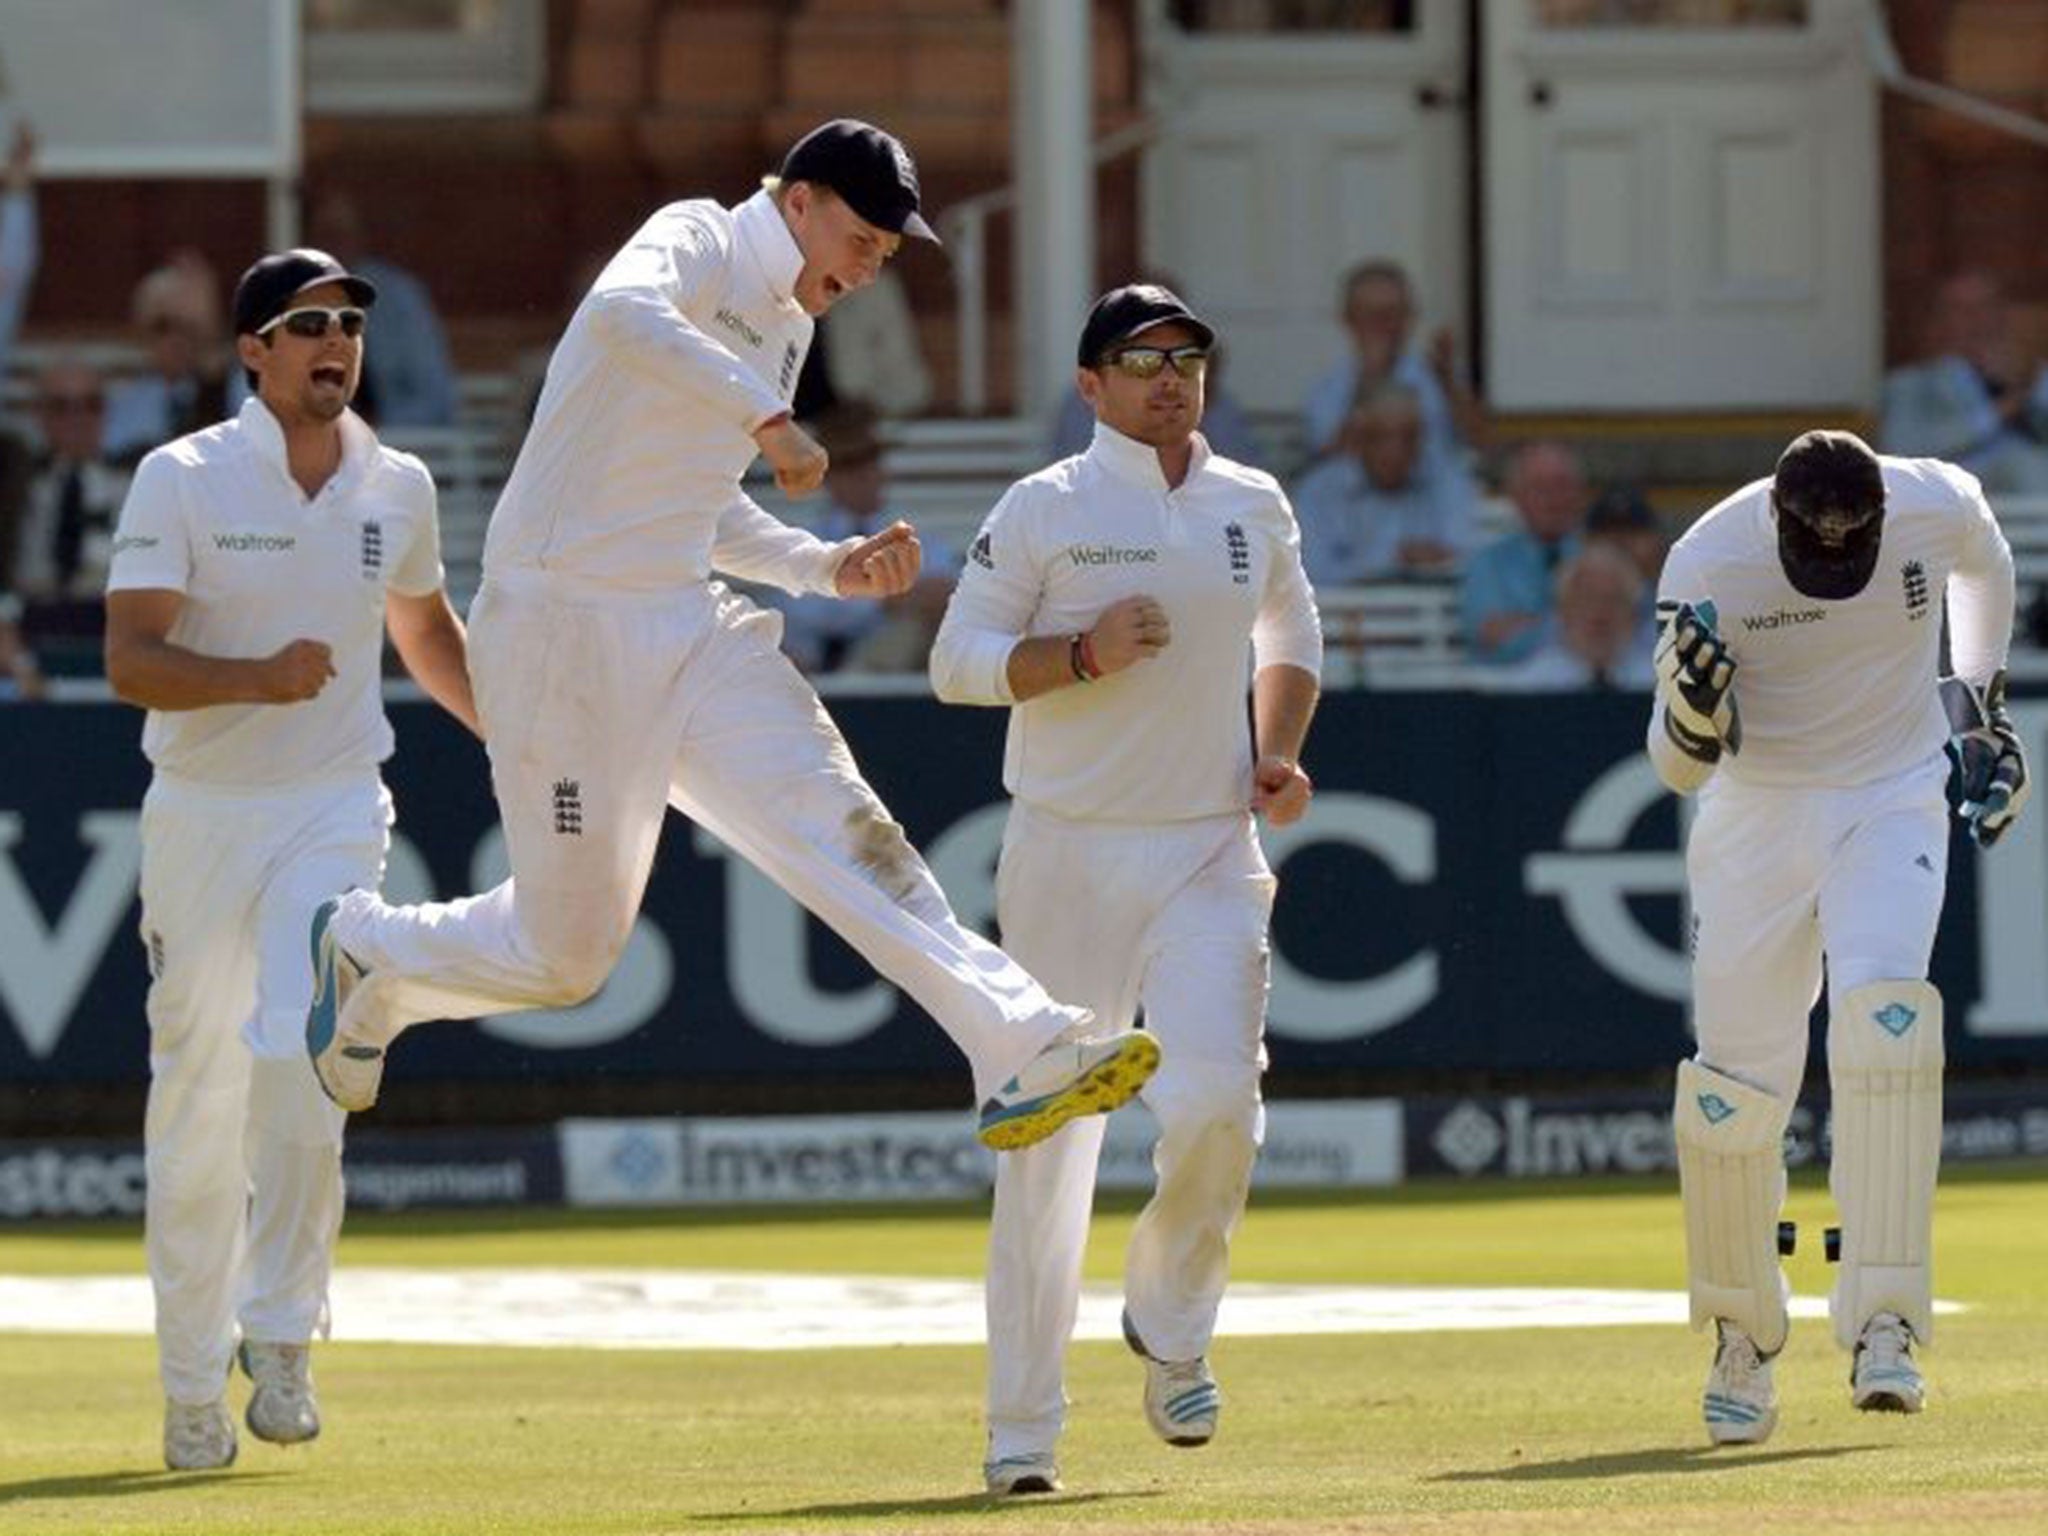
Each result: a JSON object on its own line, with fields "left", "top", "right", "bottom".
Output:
{"left": 1655, "top": 601, "right": 1741, "bottom": 762}
{"left": 754, "top": 415, "right": 828, "bottom": 499}
{"left": 260, "top": 639, "right": 335, "bottom": 703}
{"left": 1085, "top": 595, "right": 1171, "bottom": 676}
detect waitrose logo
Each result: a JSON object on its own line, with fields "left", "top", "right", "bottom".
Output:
{"left": 213, "top": 532, "right": 296, "bottom": 553}
{"left": 1066, "top": 544, "right": 1158, "bottom": 567}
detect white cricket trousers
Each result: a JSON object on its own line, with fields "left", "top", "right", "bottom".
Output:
{"left": 985, "top": 803, "right": 1273, "bottom": 1461}
{"left": 331, "top": 573, "right": 1074, "bottom": 1102}
{"left": 1687, "top": 751, "right": 1950, "bottom": 1102}
{"left": 139, "top": 772, "right": 382, "bottom": 1404}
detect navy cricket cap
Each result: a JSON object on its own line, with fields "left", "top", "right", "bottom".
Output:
{"left": 231, "top": 248, "right": 378, "bottom": 336}
{"left": 1077, "top": 283, "right": 1216, "bottom": 367}
{"left": 779, "top": 119, "right": 939, "bottom": 243}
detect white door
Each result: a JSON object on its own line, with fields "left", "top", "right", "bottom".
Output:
{"left": 1140, "top": 6, "right": 1468, "bottom": 419}
{"left": 1483, "top": 0, "right": 1880, "bottom": 411}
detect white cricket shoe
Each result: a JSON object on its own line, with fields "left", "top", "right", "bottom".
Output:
{"left": 1702, "top": 1320, "right": 1778, "bottom": 1445}
{"left": 976, "top": 1018, "right": 1161, "bottom": 1152}
{"left": 1124, "top": 1309, "right": 1220, "bottom": 1447}
{"left": 241, "top": 1341, "right": 321, "bottom": 1444}
{"left": 983, "top": 1451, "right": 1062, "bottom": 1496}
{"left": 1851, "top": 1312, "right": 1926, "bottom": 1414}
{"left": 306, "top": 897, "right": 386, "bottom": 1113}
{"left": 163, "top": 1397, "right": 238, "bottom": 1471}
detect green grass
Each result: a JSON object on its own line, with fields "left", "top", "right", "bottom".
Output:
{"left": 3, "top": 1166, "right": 2046, "bottom": 1534}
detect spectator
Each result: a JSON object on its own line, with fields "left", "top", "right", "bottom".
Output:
{"left": 102, "top": 253, "right": 231, "bottom": 465}
{"left": 1483, "top": 541, "right": 1654, "bottom": 692}
{"left": 1302, "top": 258, "right": 1487, "bottom": 476}
{"left": 1291, "top": 381, "right": 1477, "bottom": 584}
{"left": 0, "top": 592, "right": 45, "bottom": 701}
{"left": 9, "top": 356, "right": 130, "bottom": 646}
{"left": 0, "top": 123, "right": 38, "bottom": 390}
{"left": 808, "top": 265, "right": 933, "bottom": 421}
{"left": 1583, "top": 482, "right": 1667, "bottom": 645}
{"left": 1460, "top": 441, "right": 1590, "bottom": 666}
{"left": 774, "top": 402, "right": 958, "bottom": 673}
{"left": 1882, "top": 269, "right": 2048, "bottom": 496}
{"left": 306, "top": 189, "right": 459, "bottom": 428}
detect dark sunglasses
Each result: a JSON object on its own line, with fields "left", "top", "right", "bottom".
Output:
{"left": 1102, "top": 345, "right": 1209, "bottom": 380}
{"left": 258, "top": 306, "right": 367, "bottom": 341}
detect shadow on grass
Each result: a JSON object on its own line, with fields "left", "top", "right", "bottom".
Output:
{"left": 1, "top": 1468, "right": 288, "bottom": 1502}
{"left": 1433, "top": 1443, "right": 1880, "bottom": 1483}
{"left": 692, "top": 1488, "right": 1162, "bottom": 1523}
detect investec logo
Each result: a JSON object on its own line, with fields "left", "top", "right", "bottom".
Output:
{"left": 212, "top": 531, "right": 296, "bottom": 553}
{"left": 1741, "top": 607, "right": 1825, "bottom": 632}
{"left": 1065, "top": 543, "right": 1157, "bottom": 568}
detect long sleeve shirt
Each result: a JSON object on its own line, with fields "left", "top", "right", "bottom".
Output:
{"left": 0, "top": 188, "right": 35, "bottom": 379}
{"left": 481, "top": 191, "right": 855, "bottom": 598}
{"left": 930, "top": 422, "right": 1322, "bottom": 823}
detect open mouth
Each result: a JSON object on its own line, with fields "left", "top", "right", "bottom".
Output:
{"left": 822, "top": 275, "right": 845, "bottom": 302}
{"left": 311, "top": 364, "right": 349, "bottom": 389}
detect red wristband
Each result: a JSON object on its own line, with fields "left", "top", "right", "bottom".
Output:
{"left": 1076, "top": 632, "right": 1103, "bottom": 681}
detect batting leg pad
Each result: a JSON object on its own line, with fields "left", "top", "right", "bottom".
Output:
{"left": 1675, "top": 1060, "right": 1792, "bottom": 1356}
{"left": 1826, "top": 979, "right": 1943, "bottom": 1349}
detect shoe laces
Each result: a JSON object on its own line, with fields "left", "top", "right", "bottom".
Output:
{"left": 1713, "top": 1323, "right": 1769, "bottom": 1384}
{"left": 245, "top": 1342, "right": 311, "bottom": 1395}
{"left": 1859, "top": 1312, "right": 1914, "bottom": 1361}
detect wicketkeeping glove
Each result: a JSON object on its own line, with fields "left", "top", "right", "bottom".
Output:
{"left": 1941, "top": 669, "right": 2030, "bottom": 848}
{"left": 1655, "top": 600, "right": 1742, "bottom": 763}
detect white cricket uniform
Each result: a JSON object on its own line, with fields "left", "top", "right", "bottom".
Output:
{"left": 106, "top": 398, "right": 443, "bottom": 1404}
{"left": 931, "top": 422, "right": 1322, "bottom": 1462}
{"left": 327, "top": 190, "right": 1078, "bottom": 1102}
{"left": 1648, "top": 456, "right": 2011, "bottom": 1101}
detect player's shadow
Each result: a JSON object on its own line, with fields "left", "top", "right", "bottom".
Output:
{"left": 1434, "top": 1444, "right": 1879, "bottom": 1483}
{"left": 0, "top": 1468, "right": 286, "bottom": 1502}
{"left": 694, "top": 1488, "right": 1162, "bottom": 1523}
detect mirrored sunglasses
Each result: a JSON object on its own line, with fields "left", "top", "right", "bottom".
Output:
{"left": 1103, "top": 344, "right": 1209, "bottom": 380}
{"left": 258, "top": 306, "right": 367, "bottom": 341}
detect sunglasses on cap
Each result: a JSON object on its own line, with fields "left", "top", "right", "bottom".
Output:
{"left": 257, "top": 306, "right": 367, "bottom": 341}
{"left": 1100, "top": 344, "right": 1209, "bottom": 380}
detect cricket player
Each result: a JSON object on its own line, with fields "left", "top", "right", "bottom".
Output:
{"left": 1650, "top": 429, "right": 2026, "bottom": 1445}
{"left": 303, "top": 120, "right": 1158, "bottom": 1151}
{"left": 103, "top": 249, "right": 477, "bottom": 1469}
{"left": 930, "top": 284, "right": 1322, "bottom": 1495}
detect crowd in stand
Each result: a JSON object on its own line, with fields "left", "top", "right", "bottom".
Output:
{"left": 4, "top": 114, "right": 2044, "bottom": 700}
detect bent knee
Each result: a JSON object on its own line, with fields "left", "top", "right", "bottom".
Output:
{"left": 519, "top": 911, "right": 633, "bottom": 1007}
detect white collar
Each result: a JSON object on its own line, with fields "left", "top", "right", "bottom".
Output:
{"left": 733, "top": 189, "right": 805, "bottom": 310}
{"left": 1085, "top": 419, "right": 1210, "bottom": 492}
{"left": 237, "top": 395, "right": 374, "bottom": 490}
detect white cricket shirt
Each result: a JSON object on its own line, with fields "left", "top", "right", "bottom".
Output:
{"left": 106, "top": 398, "right": 444, "bottom": 787}
{"left": 1654, "top": 455, "right": 2013, "bottom": 789}
{"left": 482, "top": 191, "right": 853, "bottom": 598}
{"left": 931, "top": 423, "right": 1323, "bottom": 822}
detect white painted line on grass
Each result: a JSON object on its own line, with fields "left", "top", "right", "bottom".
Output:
{"left": 0, "top": 1271, "right": 1963, "bottom": 1351}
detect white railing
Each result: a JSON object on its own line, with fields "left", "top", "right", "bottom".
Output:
{"left": 1861, "top": 2, "right": 2048, "bottom": 152}
{"left": 939, "top": 118, "right": 1158, "bottom": 417}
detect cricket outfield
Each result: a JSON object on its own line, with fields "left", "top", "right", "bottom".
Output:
{"left": 2, "top": 1166, "right": 2043, "bottom": 1535}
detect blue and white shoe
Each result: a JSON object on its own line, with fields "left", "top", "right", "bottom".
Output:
{"left": 1124, "top": 1308, "right": 1220, "bottom": 1447}
{"left": 975, "top": 1019, "right": 1160, "bottom": 1152}
{"left": 1703, "top": 1320, "right": 1778, "bottom": 1445}
{"left": 306, "top": 897, "right": 383, "bottom": 1113}
{"left": 983, "top": 1450, "right": 1062, "bottom": 1496}
{"left": 1852, "top": 1312, "right": 1926, "bottom": 1414}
